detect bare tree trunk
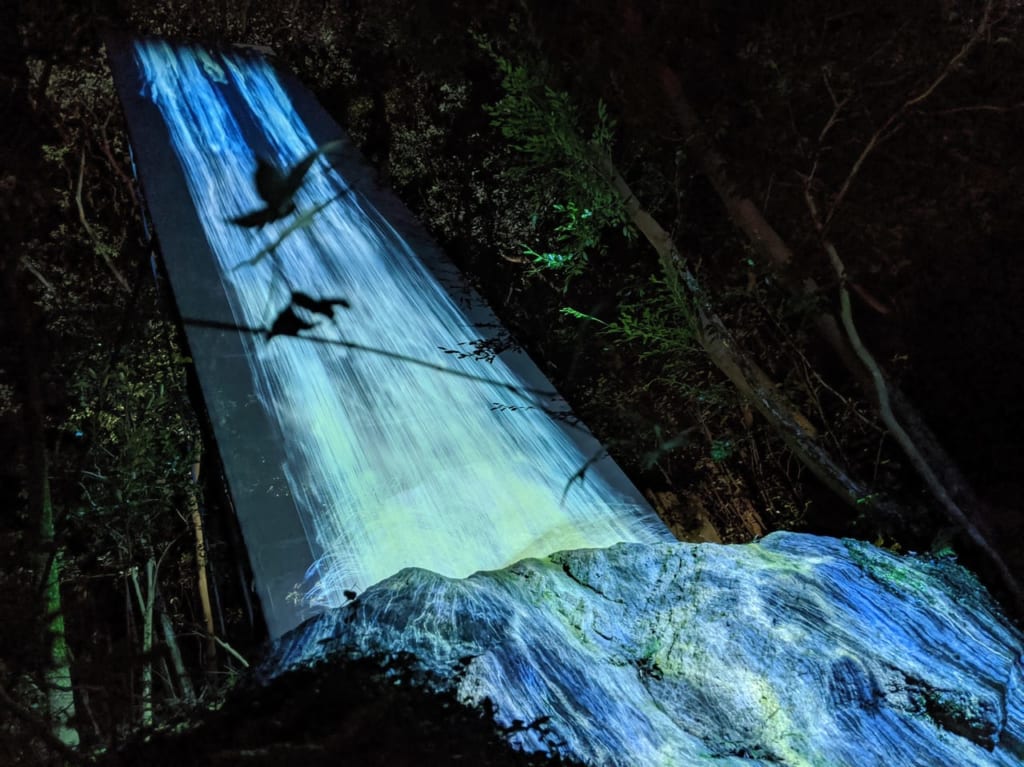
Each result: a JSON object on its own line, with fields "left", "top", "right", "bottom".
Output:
{"left": 40, "top": 462, "right": 80, "bottom": 749}
{"left": 158, "top": 595, "right": 195, "bottom": 706}
{"left": 656, "top": 64, "right": 993, "bottom": 523}
{"left": 130, "top": 557, "right": 156, "bottom": 727}
{"left": 652, "top": 51, "right": 1024, "bottom": 607}
{"left": 658, "top": 65, "right": 874, "bottom": 393}
{"left": 188, "top": 454, "right": 218, "bottom": 672}
{"left": 596, "top": 154, "right": 901, "bottom": 520}
{"left": 10, "top": 254, "right": 81, "bottom": 751}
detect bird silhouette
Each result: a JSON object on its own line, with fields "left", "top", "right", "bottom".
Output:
{"left": 290, "top": 291, "right": 351, "bottom": 318}
{"left": 266, "top": 306, "right": 317, "bottom": 340}
{"left": 228, "top": 139, "right": 344, "bottom": 228}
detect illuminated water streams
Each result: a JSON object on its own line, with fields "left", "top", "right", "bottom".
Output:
{"left": 130, "top": 40, "right": 672, "bottom": 631}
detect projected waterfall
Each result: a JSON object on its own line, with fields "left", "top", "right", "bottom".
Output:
{"left": 115, "top": 39, "right": 672, "bottom": 635}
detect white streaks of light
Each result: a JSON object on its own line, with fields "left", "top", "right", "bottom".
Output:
{"left": 133, "top": 40, "right": 673, "bottom": 618}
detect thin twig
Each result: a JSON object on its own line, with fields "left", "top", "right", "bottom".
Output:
{"left": 903, "top": 1, "right": 994, "bottom": 111}
{"left": 929, "top": 101, "right": 1024, "bottom": 114}
{"left": 817, "top": 70, "right": 850, "bottom": 145}
{"left": 817, "top": 99, "right": 848, "bottom": 145}
{"left": 98, "top": 112, "right": 138, "bottom": 208}
{"left": 804, "top": 179, "right": 1024, "bottom": 611}
{"left": 761, "top": 172, "right": 775, "bottom": 212}
{"left": 849, "top": 281, "right": 892, "bottom": 315}
{"left": 76, "top": 148, "right": 132, "bottom": 293}
{"left": 213, "top": 636, "right": 250, "bottom": 668}
{"left": 824, "top": 0, "right": 996, "bottom": 229}
{"left": 20, "top": 257, "right": 55, "bottom": 292}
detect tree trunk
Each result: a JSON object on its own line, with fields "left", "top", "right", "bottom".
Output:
{"left": 654, "top": 61, "right": 1024, "bottom": 607}
{"left": 657, "top": 65, "right": 874, "bottom": 393}
{"left": 40, "top": 460, "right": 80, "bottom": 749}
{"left": 130, "top": 557, "right": 156, "bottom": 727}
{"left": 596, "top": 154, "right": 901, "bottom": 520}
{"left": 655, "top": 65, "right": 991, "bottom": 516}
{"left": 9, "top": 253, "right": 81, "bottom": 751}
{"left": 188, "top": 454, "right": 218, "bottom": 671}
{"left": 158, "top": 594, "right": 196, "bottom": 706}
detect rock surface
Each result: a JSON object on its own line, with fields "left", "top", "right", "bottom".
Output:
{"left": 264, "top": 532, "right": 1024, "bottom": 766}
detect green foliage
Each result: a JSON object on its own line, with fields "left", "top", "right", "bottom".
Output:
{"left": 561, "top": 278, "right": 731, "bottom": 417}
{"left": 563, "top": 277, "right": 699, "bottom": 366}
{"left": 559, "top": 306, "right": 607, "bottom": 325}
{"left": 479, "top": 39, "right": 629, "bottom": 279}
{"left": 480, "top": 42, "right": 711, "bottom": 399}
{"left": 710, "top": 439, "right": 733, "bottom": 462}
{"left": 67, "top": 319, "right": 198, "bottom": 564}
{"left": 606, "top": 280, "right": 698, "bottom": 357}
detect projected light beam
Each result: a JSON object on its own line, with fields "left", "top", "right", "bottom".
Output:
{"left": 130, "top": 40, "right": 673, "bottom": 632}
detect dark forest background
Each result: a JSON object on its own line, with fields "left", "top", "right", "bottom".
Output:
{"left": 2, "top": 0, "right": 1022, "bottom": 763}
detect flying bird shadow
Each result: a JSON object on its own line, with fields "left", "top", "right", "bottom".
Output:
{"left": 266, "top": 292, "right": 353, "bottom": 340}
{"left": 227, "top": 139, "right": 346, "bottom": 228}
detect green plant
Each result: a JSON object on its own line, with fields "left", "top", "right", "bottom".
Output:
{"left": 63, "top": 317, "right": 202, "bottom": 725}
{"left": 607, "top": 281, "right": 698, "bottom": 357}
{"left": 479, "top": 38, "right": 629, "bottom": 280}
{"left": 67, "top": 319, "right": 198, "bottom": 562}
{"left": 561, "top": 278, "right": 706, "bottom": 395}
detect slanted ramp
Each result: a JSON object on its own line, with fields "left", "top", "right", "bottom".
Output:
{"left": 108, "top": 36, "right": 673, "bottom": 637}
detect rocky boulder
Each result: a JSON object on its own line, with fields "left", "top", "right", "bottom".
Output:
{"left": 265, "top": 532, "right": 1024, "bottom": 766}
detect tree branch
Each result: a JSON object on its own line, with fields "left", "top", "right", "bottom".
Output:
{"left": 98, "top": 112, "right": 139, "bottom": 212}
{"left": 824, "top": 0, "right": 996, "bottom": 228}
{"left": 598, "top": 153, "right": 898, "bottom": 517}
{"left": 804, "top": 184, "right": 1024, "bottom": 610}
{"left": 76, "top": 148, "right": 132, "bottom": 293}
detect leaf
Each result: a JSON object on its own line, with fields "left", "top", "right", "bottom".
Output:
{"left": 560, "top": 306, "right": 607, "bottom": 325}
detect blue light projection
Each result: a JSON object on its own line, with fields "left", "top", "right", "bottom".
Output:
{"left": 128, "top": 40, "right": 673, "bottom": 634}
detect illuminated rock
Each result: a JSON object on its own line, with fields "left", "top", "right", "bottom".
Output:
{"left": 265, "top": 532, "right": 1024, "bottom": 766}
